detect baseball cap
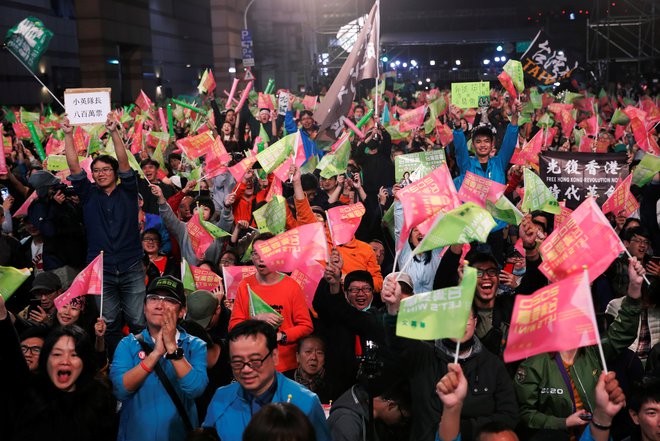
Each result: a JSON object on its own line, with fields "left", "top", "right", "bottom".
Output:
{"left": 186, "top": 290, "right": 218, "bottom": 329}
{"left": 390, "top": 272, "right": 414, "bottom": 292}
{"left": 147, "top": 275, "right": 185, "bottom": 306}
{"left": 30, "top": 271, "right": 62, "bottom": 293}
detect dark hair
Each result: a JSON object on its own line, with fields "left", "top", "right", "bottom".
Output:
{"left": 180, "top": 319, "right": 214, "bottom": 346}
{"left": 296, "top": 334, "right": 326, "bottom": 354}
{"left": 475, "top": 421, "right": 516, "bottom": 440}
{"left": 38, "top": 325, "right": 96, "bottom": 388}
{"left": 253, "top": 232, "right": 275, "bottom": 245}
{"left": 219, "top": 250, "right": 239, "bottom": 265}
{"left": 344, "top": 270, "right": 374, "bottom": 292}
{"left": 378, "top": 380, "right": 412, "bottom": 416}
{"left": 142, "top": 228, "right": 162, "bottom": 243}
{"left": 621, "top": 217, "right": 641, "bottom": 234}
{"left": 629, "top": 377, "right": 660, "bottom": 413}
{"left": 199, "top": 259, "right": 221, "bottom": 275}
{"left": 242, "top": 402, "right": 317, "bottom": 441}
{"left": 472, "top": 125, "right": 495, "bottom": 143}
{"left": 169, "top": 153, "right": 182, "bottom": 162}
{"left": 354, "top": 105, "right": 365, "bottom": 114}
{"left": 19, "top": 326, "right": 50, "bottom": 343}
{"left": 531, "top": 211, "right": 553, "bottom": 234}
{"left": 195, "top": 197, "right": 216, "bottom": 219}
{"left": 299, "top": 110, "right": 314, "bottom": 119}
{"left": 466, "top": 251, "right": 499, "bottom": 269}
{"left": 140, "top": 158, "right": 160, "bottom": 169}
{"left": 623, "top": 226, "right": 651, "bottom": 242}
{"left": 228, "top": 319, "right": 277, "bottom": 352}
{"left": 300, "top": 173, "right": 319, "bottom": 192}
{"left": 90, "top": 155, "right": 119, "bottom": 176}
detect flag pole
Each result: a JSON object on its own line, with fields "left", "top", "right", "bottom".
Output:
{"left": 454, "top": 341, "right": 461, "bottom": 364}
{"left": 392, "top": 250, "right": 400, "bottom": 273}
{"left": 584, "top": 265, "right": 608, "bottom": 374}
{"left": 623, "top": 248, "right": 651, "bottom": 285}
{"left": 4, "top": 46, "right": 65, "bottom": 109}
{"left": 373, "top": 0, "right": 381, "bottom": 118}
{"left": 99, "top": 251, "right": 105, "bottom": 319}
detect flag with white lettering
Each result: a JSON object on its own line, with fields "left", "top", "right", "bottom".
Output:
{"left": 4, "top": 17, "right": 53, "bottom": 72}
{"left": 521, "top": 30, "right": 579, "bottom": 86}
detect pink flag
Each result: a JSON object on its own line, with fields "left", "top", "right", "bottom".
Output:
{"left": 497, "top": 71, "right": 517, "bottom": 99}
{"left": 511, "top": 129, "right": 543, "bottom": 166}
{"left": 538, "top": 198, "right": 625, "bottom": 283}
{"left": 327, "top": 202, "right": 366, "bottom": 246}
{"left": 290, "top": 261, "right": 325, "bottom": 308}
{"left": 12, "top": 123, "right": 31, "bottom": 140}
{"left": 558, "top": 110, "right": 576, "bottom": 139}
{"left": 504, "top": 271, "right": 599, "bottom": 363}
{"left": 554, "top": 201, "right": 573, "bottom": 229}
{"left": 257, "top": 93, "right": 274, "bottom": 111}
{"left": 578, "top": 136, "right": 595, "bottom": 153}
{"left": 640, "top": 98, "right": 660, "bottom": 125}
{"left": 543, "top": 127, "right": 558, "bottom": 147}
{"left": 229, "top": 155, "right": 258, "bottom": 183}
{"left": 622, "top": 105, "right": 647, "bottom": 123}
{"left": 54, "top": 253, "right": 104, "bottom": 310}
{"left": 130, "top": 120, "right": 144, "bottom": 154}
{"left": 190, "top": 264, "right": 223, "bottom": 291}
{"left": 12, "top": 191, "right": 38, "bottom": 218}
{"left": 176, "top": 131, "right": 215, "bottom": 159}
{"left": 0, "top": 143, "right": 7, "bottom": 174}
{"left": 222, "top": 265, "right": 257, "bottom": 300}
{"left": 265, "top": 175, "right": 283, "bottom": 202}
{"left": 302, "top": 95, "right": 318, "bottom": 111}
{"left": 457, "top": 171, "right": 506, "bottom": 208}
{"left": 397, "top": 163, "right": 461, "bottom": 251}
{"left": 579, "top": 115, "right": 598, "bottom": 138}
{"left": 398, "top": 105, "right": 427, "bottom": 132}
{"left": 601, "top": 174, "right": 639, "bottom": 218}
{"left": 254, "top": 222, "right": 328, "bottom": 273}
{"left": 436, "top": 123, "right": 454, "bottom": 146}
{"left": 204, "top": 136, "right": 232, "bottom": 179}
{"left": 45, "top": 135, "right": 65, "bottom": 156}
{"left": 73, "top": 126, "right": 90, "bottom": 154}
{"left": 135, "top": 90, "right": 153, "bottom": 112}
{"left": 186, "top": 213, "right": 215, "bottom": 260}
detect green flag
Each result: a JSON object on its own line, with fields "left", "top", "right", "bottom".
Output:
{"left": 385, "top": 124, "right": 411, "bottom": 141}
{"left": 396, "top": 265, "right": 477, "bottom": 340}
{"left": 248, "top": 285, "right": 282, "bottom": 318}
{"left": 253, "top": 195, "right": 287, "bottom": 235}
{"left": 536, "top": 113, "right": 554, "bottom": 128}
{"left": 529, "top": 89, "right": 543, "bottom": 109}
{"left": 4, "top": 17, "right": 53, "bottom": 72}
{"left": 0, "top": 266, "right": 31, "bottom": 301}
{"left": 256, "top": 133, "right": 296, "bottom": 173}
{"left": 20, "top": 108, "right": 40, "bottom": 123}
{"left": 611, "top": 108, "right": 630, "bottom": 126}
{"left": 521, "top": 168, "right": 561, "bottom": 214}
{"left": 632, "top": 154, "right": 660, "bottom": 187}
{"left": 563, "top": 91, "right": 584, "bottom": 104}
{"left": 573, "top": 128, "right": 585, "bottom": 148}
{"left": 181, "top": 260, "right": 196, "bottom": 294}
{"left": 258, "top": 123, "right": 270, "bottom": 145}
{"left": 503, "top": 60, "right": 524, "bottom": 93}
{"left": 300, "top": 154, "right": 318, "bottom": 175}
{"left": 414, "top": 203, "right": 496, "bottom": 254}
{"left": 486, "top": 196, "right": 524, "bottom": 225}
{"left": 318, "top": 134, "right": 351, "bottom": 179}
{"left": 198, "top": 208, "right": 231, "bottom": 239}
{"left": 382, "top": 203, "right": 395, "bottom": 239}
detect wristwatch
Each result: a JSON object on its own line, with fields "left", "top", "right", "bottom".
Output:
{"left": 278, "top": 331, "right": 288, "bottom": 345}
{"left": 165, "top": 348, "right": 184, "bottom": 360}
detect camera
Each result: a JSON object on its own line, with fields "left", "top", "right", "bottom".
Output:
{"left": 51, "top": 183, "right": 76, "bottom": 197}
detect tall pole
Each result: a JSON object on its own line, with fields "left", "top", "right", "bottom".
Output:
{"left": 244, "top": 0, "right": 257, "bottom": 30}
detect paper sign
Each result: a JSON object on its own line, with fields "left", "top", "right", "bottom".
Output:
{"left": 278, "top": 92, "right": 290, "bottom": 116}
{"left": 64, "top": 88, "right": 111, "bottom": 125}
{"left": 451, "top": 82, "right": 490, "bottom": 109}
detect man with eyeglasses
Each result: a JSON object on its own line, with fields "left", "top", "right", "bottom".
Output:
{"left": 19, "top": 327, "right": 48, "bottom": 372}
{"left": 63, "top": 114, "right": 146, "bottom": 356}
{"left": 203, "top": 319, "right": 330, "bottom": 441}
{"left": 603, "top": 226, "right": 654, "bottom": 301}
{"left": 110, "top": 275, "right": 208, "bottom": 441}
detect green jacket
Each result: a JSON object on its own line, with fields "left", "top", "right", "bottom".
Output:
{"left": 514, "top": 295, "right": 641, "bottom": 430}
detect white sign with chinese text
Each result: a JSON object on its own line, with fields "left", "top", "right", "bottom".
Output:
{"left": 64, "top": 88, "right": 111, "bottom": 125}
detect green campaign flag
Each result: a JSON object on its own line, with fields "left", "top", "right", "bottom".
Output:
{"left": 529, "top": 89, "right": 543, "bottom": 109}
{"left": 611, "top": 108, "right": 630, "bottom": 126}
{"left": 248, "top": 285, "right": 282, "bottom": 318}
{"left": 563, "top": 91, "right": 584, "bottom": 104}
{"left": 45, "top": 154, "right": 83, "bottom": 171}
{"left": 300, "top": 154, "right": 318, "bottom": 175}
{"left": 536, "top": 113, "right": 554, "bottom": 128}
{"left": 396, "top": 266, "right": 477, "bottom": 340}
{"left": 486, "top": 196, "right": 524, "bottom": 225}
{"left": 256, "top": 133, "right": 295, "bottom": 173}
{"left": 4, "top": 17, "right": 53, "bottom": 72}
{"left": 632, "top": 154, "right": 660, "bottom": 187}
{"left": 394, "top": 150, "right": 445, "bottom": 181}
{"left": 181, "top": 260, "right": 196, "bottom": 294}
{"left": 517, "top": 113, "right": 532, "bottom": 126}
{"left": 414, "top": 203, "right": 496, "bottom": 254}
{"left": 258, "top": 123, "right": 270, "bottom": 144}
{"left": 318, "top": 134, "right": 351, "bottom": 179}
{"left": 198, "top": 208, "right": 231, "bottom": 239}
{"left": 122, "top": 146, "right": 146, "bottom": 178}
{"left": 382, "top": 203, "right": 395, "bottom": 239}
{"left": 573, "top": 128, "right": 585, "bottom": 148}
{"left": 253, "top": 195, "right": 287, "bottom": 235}
{"left": 0, "top": 266, "right": 31, "bottom": 301}
{"left": 521, "top": 168, "right": 561, "bottom": 214}
{"left": 385, "top": 124, "right": 411, "bottom": 141}
{"left": 20, "top": 108, "right": 40, "bottom": 123}
{"left": 503, "top": 60, "right": 524, "bottom": 93}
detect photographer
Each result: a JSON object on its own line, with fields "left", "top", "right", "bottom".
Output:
{"left": 26, "top": 170, "right": 87, "bottom": 274}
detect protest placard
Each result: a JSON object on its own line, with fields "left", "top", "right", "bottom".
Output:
{"left": 64, "top": 88, "right": 111, "bottom": 125}
{"left": 451, "top": 82, "right": 490, "bottom": 109}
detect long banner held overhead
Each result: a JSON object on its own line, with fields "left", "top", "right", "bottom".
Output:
{"left": 520, "top": 30, "right": 579, "bottom": 85}
{"left": 539, "top": 152, "right": 628, "bottom": 210}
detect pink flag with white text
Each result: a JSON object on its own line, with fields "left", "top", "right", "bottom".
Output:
{"left": 54, "top": 253, "right": 103, "bottom": 310}
{"left": 327, "top": 202, "right": 366, "bottom": 246}
{"left": 222, "top": 265, "right": 257, "bottom": 300}
{"left": 254, "top": 222, "right": 328, "bottom": 273}
{"left": 457, "top": 171, "right": 506, "bottom": 208}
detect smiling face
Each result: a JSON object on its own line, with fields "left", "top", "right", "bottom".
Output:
{"left": 301, "top": 113, "right": 314, "bottom": 131}
{"left": 142, "top": 164, "right": 158, "bottom": 181}
{"left": 296, "top": 337, "right": 325, "bottom": 377}
{"left": 473, "top": 135, "right": 494, "bottom": 161}
{"left": 47, "top": 336, "right": 83, "bottom": 392}
{"left": 630, "top": 401, "right": 660, "bottom": 441}
{"left": 230, "top": 334, "right": 278, "bottom": 396}
{"left": 91, "top": 160, "right": 117, "bottom": 189}
{"left": 57, "top": 303, "right": 82, "bottom": 326}
{"left": 409, "top": 227, "right": 424, "bottom": 248}
{"left": 625, "top": 234, "right": 650, "bottom": 260}
{"left": 319, "top": 175, "right": 337, "bottom": 192}
{"left": 142, "top": 231, "right": 161, "bottom": 255}
{"left": 346, "top": 281, "right": 374, "bottom": 310}
{"left": 474, "top": 261, "right": 499, "bottom": 308}
{"left": 144, "top": 291, "right": 184, "bottom": 329}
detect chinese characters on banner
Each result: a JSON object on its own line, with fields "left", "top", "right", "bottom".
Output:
{"left": 450, "top": 82, "right": 490, "bottom": 109}
{"left": 64, "top": 88, "right": 112, "bottom": 125}
{"left": 539, "top": 152, "right": 628, "bottom": 210}
{"left": 176, "top": 131, "right": 215, "bottom": 159}
{"left": 520, "top": 30, "right": 579, "bottom": 85}
{"left": 394, "top": 150, "right": 446, "bottom": 182}
{"left": 457, "top": 171, "right": 506, "bottom": 208}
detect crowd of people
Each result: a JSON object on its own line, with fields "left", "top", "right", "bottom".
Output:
{"left": 0, "top": 74, "right": 659, "bottom": 441}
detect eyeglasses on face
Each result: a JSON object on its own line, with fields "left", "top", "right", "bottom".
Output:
{"left": 476, "top": 268, "right": 498, "bottom": 278}
{"left": 142, "top": 237, "right": 159, "bottom": 243}
{"left": 146, "top": 294, "right": 181, "bottom": 306}
{"left": 21, "top": 345, "right": 42, "bottom": 355}
{"left": 230, "top": 350, "right": 272, "bottom": 371}
{"left": 630, "top": 237, "right": 650, "bottom": 246}
{"left": 348, "top": 286, "right": 373, "bottom": 295}
{"left": 92, "top": 167, "right": 114, "bottom": 175}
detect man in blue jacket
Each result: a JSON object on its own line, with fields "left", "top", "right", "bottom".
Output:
{"left": 203, "top": 320, "right": 330, "bottom": 441}
{"left": 447, "top": 101, "right": 522, "bottom": 262}
{"left": 110, "top": 276, "right": 208, "bottom": 441}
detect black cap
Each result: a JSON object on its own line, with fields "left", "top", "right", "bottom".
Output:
{"left": 147, "top": 275, "right": 185, "bottom": 306}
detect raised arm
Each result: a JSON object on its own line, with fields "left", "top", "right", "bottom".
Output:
{"left": 106, "top": 113, "right": 130, "bottom": 173}
{"left": 62, "top": 117, "right": 81, "bottom": 174}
